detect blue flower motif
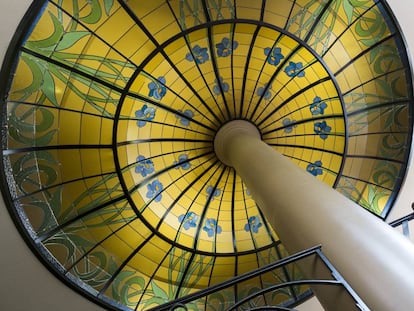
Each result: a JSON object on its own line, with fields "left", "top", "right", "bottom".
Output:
{"left": 284, "top": 61, "right": 305, "bottom": 77}
{"left": 148, "top": 76, "right": 167, "bottom": 100}
{"left": 176, "top": 109, "right": 194, "bottom": 126}
{"left": 203, "top": 218, "right": 222, "bottom": 237}
{"left": 216, "top": 37, "right": 238, "bottom": 57}
{"left": 283, "top": 118, "right": 297, "bottom": 133}
{"left": 186, "top": 45, "right": 209, "bottom": 64}
{"left": 264, "top": 47, "right": 284, "bottom": 66}
{"left": 213, "top": 77, "right": 229, "bottom": 95}
{"left": 310, "top": 96, "right": 327, "bottom": 115}
{"left": 135, "top": 155, "right": 154, "bottom": 177}
{"left": 307, "top": 160, "right": 323, "bottom": 176}
{"left": 174, "top": 154, "right": 191, "bottom": 170}
{"left": 244, "top": 216, "right": 263, "bottom": 233}
{"left": 314, "top": 121, "right": 331, "bottom": 139}
{"left": 178, "top": 212, "right": 198, "bottom": 230}
{"left": 206, "top": 185, "right": 221, "bottom": 200}
{"left": 135, "top": 104, "right": 156, "bottom": 128}
{"left": 257, "top": 83, "right": 272, "bottom": 100}
{"left": 146, "top": 180, "right": 163, "bottom": 202}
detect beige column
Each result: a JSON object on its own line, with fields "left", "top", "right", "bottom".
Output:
{"left": 214, "top": 120, "right": 414, "bottom": 311}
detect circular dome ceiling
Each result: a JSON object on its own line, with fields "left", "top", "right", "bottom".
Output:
{"left": 1, "top": 0, "right": 413, "bottom": 310}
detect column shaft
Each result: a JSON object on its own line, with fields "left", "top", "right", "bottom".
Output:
{"left": 219, "top": 126, "right": 414, "bottom": 310}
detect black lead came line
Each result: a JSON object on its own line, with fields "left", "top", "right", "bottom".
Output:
{"left": 239, "top": 23, "right": 265, "bottom": 120}
{"left": 334, "top": 33, "right": 397, "bottom": 77}
{"left": 174, "top": 164, "right": 228, "bottom": 300}
{"left": 36, "top": 194, "right": 127, "bottom": 243}
{"left": 261, "top": 113, "right": 343, "bottom": 136}
{"left": 256, "top": 76, "right": 332, "bottom": 128}
{"left": 20, "top": 47, "right": 125, "bottom": 95}
{"left": 201, "top": 0, "right": 232, "bottom": 121}
{"left": 267, "top": 142, "right": 345, "bottom": 158}
{"left": 249, "top": 0, "right": 335, "bottom": 122}
{"left": 243, "top": 0, "right": 267, "bottom": 113}
{"left": 22, "top": 47, "right": 218, "bottom": 134}
{"left": 154, "top": 155, "right": 219, "bottom": 232}
{"left": 127, "top": 90, "right": 217, "bottom": 133}
{"left": 53, "top": 0, "right": 223, "bottom": 128}
{"left": 118, "top": 0, "right": 225, "bottom": 127}
{"left": 2, "top": 144, "right": 112, "bottom": 156}
{"left": 166, "top": 1, "right": 228, "bottom": 124}
{"left": 115, "top": 137, "right": 212, "bottom": 147}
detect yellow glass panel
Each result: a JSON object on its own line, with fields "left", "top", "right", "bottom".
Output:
{"left": 140, "top": 4, "right": 182, "bottom": 44}
{"left": 2, "top": 1, "right": 413, "bottom": 309}
{"left": 113, "top": 25, "right": 156, "bottom": 61}
{"left": 25, "top": 3, "right": 70, "bottom": 48}
{"left": 95, "top": 7, "right": 135, "bottom": 45}
{"left": 236, "top": 0, "right": 263, "bottom": 20}
{"left": 237, "top": 254, "right": 260, "bottom": 274}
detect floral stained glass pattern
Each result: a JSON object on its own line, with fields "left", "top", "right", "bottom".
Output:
{"left": 307, "top": 161, "right": 324, "bottom": 176}
{"left": 257, "top": 84, "right": 272, "bottom": 100}
{"left": 213, "top": 77, "right": 229, "bottom": 95}
{"left": 206, "top": 185, "right": 221, "bottom": 200}
{"left": 135, "top": 155, "right": 155, "bottom": 177}
{"left": 264, "top": 47, "right": 284, "bottom": 65}
{"left": 174, "top": 154, "right": 191, "bottom": 170}
{"left": 244, "top": 216, "right": 263, "bottom": 233}
{"left": 284, "top": 61, "right": 305, "bottom": 77}
{"left": 148, "top": 76, "right": 167, "bottom": 100}
{"left": 146, "top": 180, "right": 163, "bottom": 202}
{"left": 179, "top": 212, "right": 199, "bottom": 230}
{"left": 136, "top": 104, "right": 156, "bottom": 128}
{"left": 314, "top": 121, "right": 332, "bottom": 139}
{"left": 186, "top": 45, "right": 209, "bottom": 64}
{"left": 310, "top": 96, "right": 328, "bottom": 115}
{"left": 203, "top": 218, "right": 222, "bottom": 237}
{"left": 1, "top": 0, "right": 412, "bottom": 310}
{"left": 216, "top": 37, "right": 238, "bottom": 57}
{"left": 283, "top": 118, "right": 297, "bottom": 133}
{"left": 176, "top": 109, "right": 194, "bottom": 126}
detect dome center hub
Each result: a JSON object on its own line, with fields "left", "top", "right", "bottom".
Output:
{"left": 214, "top": 120, "right": 261, "bottom": 167}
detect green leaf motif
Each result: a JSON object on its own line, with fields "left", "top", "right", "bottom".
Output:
{"left": 349, "top": 0, "right": 370, "bottom": 6}
{"left": 8, "top": 105, "right": 57, "bottom": 146}
{"left": 104, "top": 0, "right": 114, "bottom": 16}
{"left": 372, "top": 161, "right": 398, "bottom": 188}
{"left": 56, "top": 31, "right": 90, "bottom": 51}
{"left": 151, "top": 280, "right": 169, "bottom": 300}
{"left": 120, "top": 276, "right": 145, "bottom": 306}
{"left": 342, "top": 0, "right": 354, "bottom": 24}
{"left": 26, "top": 12, "right": 64, "bottom": 51}
{"left": 355, "top": 11, "right": 386, "bottom": 47}
{"left": 110, "top": 261, "right": 146, "bottom": 306}
{"left": 12, "top": 54, "right": 43, "bottom": 101}
{"left": 40, "top": 68, "right": 59, "bottom": 106}
{"left": 71, "top": 251, "right": 111, "bottom": 286}
{"left": 143, "top": 280, "right": 172, "bottom": 308}
{"left": 20, "top": 189, "right": 62, "bottom": 234}
{"left": 81, "top": 0, "right": 102, "bottom": 24}
{"left": 66, "top": 233, "right": 96, "bottom": 248}
{"left": 12, "top": 151, "right": 58, "bottom": 194}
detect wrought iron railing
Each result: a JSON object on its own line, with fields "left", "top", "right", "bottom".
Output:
{"left": 149, "top": 246, "right": 369, "bottom": 311}
{"left": 388, "top": 203, "right": 414, "bottom": 238}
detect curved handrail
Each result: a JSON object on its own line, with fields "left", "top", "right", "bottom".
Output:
{"left": 152, "top": 245, "right": 369, "bottom": 311}
{"left": 225, "top": 279, "right": 341, "bottom": 311}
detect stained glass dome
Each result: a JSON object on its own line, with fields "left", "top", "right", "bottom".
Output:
{"left": 0, "top": 0, "right": 413, "bottom": 310}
